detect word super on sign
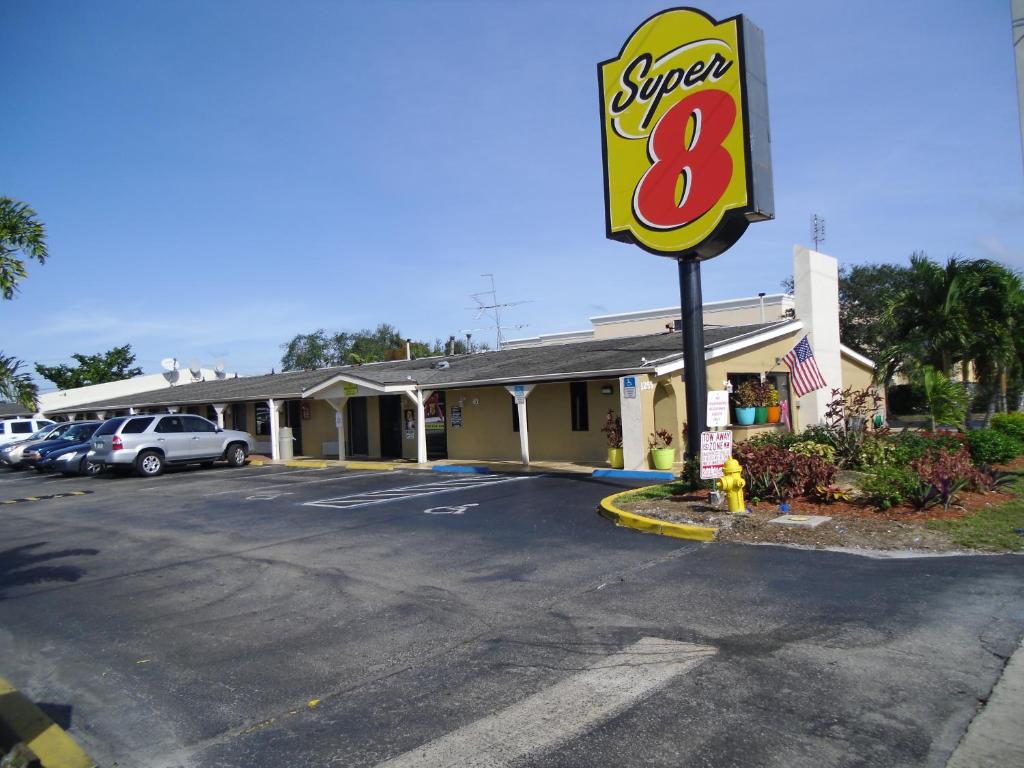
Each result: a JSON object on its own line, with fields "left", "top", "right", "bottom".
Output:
{"left": 599, "top": 8, "right": 773, "bottom": 257}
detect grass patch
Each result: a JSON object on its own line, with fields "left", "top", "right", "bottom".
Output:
{"left": 616, "top": 481, "right": 691, "bottom": 504}
{"left": 927, "top": 471, "right": 1024, "bottom": 551}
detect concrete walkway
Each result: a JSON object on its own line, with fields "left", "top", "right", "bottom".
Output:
{"left": 946, "top": 637, "right": 1024, "bottom": 767}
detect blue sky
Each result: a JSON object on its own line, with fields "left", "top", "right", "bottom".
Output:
{"left": 4, "top": 0, "right": 1023, "bottom": 387}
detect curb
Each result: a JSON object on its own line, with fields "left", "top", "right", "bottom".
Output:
{"left": 598, "top": 486, "right": 717, "bottom": 542}
{"left": 343, "top": 461, "right": 396, "bottom": 471}
{"left": 432, "top": 465, "right": 492, "bottom": 474}
{"left": 0, "top": 676, "right": 96, "bottom": 767}
{"left": 592, "top": 469, "right": 676, "bottom": 481}
{"left": 284, "top": 459, "right": 330, "bottom": 469}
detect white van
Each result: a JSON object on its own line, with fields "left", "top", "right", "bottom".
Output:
{"left": 0, "top": 418, "right": 55, "bottom": 446}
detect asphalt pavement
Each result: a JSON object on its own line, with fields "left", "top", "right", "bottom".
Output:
{"left": 0, "top": 463, "right": 1021, "bottom": 767}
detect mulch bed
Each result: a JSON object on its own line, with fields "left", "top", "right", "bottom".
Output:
{"left": 622, "top": 464, "right": 1022, "bottom": 552}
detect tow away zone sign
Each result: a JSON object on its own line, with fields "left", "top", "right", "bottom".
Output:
{"left": 700, "top": 430, "right": 733, "bottom": 480}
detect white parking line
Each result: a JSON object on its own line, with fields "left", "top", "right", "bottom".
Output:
{"left": 304, "top": 474, "right": 536, "bottom": 510}
{"left": 203, "top": 471, "right": 387, "bottom": 496}
{"left": 374, "top": 637, "right": 716, "bottom": 768}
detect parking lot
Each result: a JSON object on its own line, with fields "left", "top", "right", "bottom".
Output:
{"left": 2, "top": 462, "right": 1024, "bottom": 768}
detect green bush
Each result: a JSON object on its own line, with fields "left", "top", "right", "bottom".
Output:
{"left": 856, "top": 434, "right": 899, "bottom": 470}
{"left": 789, "top": 441, "right": 836, "bottom": 465}
{"left": 888, "top": 430, "right": 965, "bottom": 465}
{"left": 965, "top": 429, "right": 1023, "bottom": 466}
{"left": 861, "top": 465, "right": 920, "bottom": 510}
{"left": 991, "top": 412, "right": 1024, "bottom": 444}
{"left": 745, "top": 431, "right": 803, "bottom": 450}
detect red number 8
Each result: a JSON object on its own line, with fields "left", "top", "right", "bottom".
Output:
{"left": 633, "top": 89, "right": 736, "bottom": 230}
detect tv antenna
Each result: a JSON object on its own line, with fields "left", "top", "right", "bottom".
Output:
{"left": 468, "top": 273, "right": 530, "bottom": 350}
{"left": 811, "top": 213, "right": 826, "bottom": 251}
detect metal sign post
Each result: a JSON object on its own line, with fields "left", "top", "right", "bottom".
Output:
{"left": 679, "top": 258, "right": 707, "bottom": 458}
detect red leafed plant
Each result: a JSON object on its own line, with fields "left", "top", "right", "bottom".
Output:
{"left": 648, "top": 428, "right": 673, "bottom": 450}
{"left": 733, "top": 443, "right": 837, "bottom": 503}
{"left": 909, "top": 446, "right": 987, "bottom": 511}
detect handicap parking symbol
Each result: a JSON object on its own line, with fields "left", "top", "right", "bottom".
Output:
{"left": 423, "top": 503, "right": 479, "bottom": 516}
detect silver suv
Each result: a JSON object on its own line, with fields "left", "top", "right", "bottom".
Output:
{"left": 90, "top": 414, "right": 255, "bottom": 477}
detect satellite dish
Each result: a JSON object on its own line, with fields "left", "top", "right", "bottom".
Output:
{"left": 215, "top": 360, "right": 227, "bottom": 379}
{"left": 161, "top": 357, "right": 178, "bottom": 371}
{"left": 163, "top": 369, "right": 180, "bottom": 384}
{"left": 189, "top": 359, "right": 201, "bottom": 378}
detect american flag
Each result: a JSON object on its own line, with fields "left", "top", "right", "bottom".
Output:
{"left": 783, "top": 335, "right": 827, "bottom": 397}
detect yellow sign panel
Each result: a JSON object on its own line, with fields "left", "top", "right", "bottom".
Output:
{"left": 599, "top": 8, "right": 771, "bottom": 257}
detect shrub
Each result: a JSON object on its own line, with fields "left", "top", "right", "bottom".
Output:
{"left": 910, "top": 447, "right": 982, "bottom": 511}
{"left": 856, "top": 434, "right": 899, "bottom": 470}
{"left": 861, "top": 465, "right": 920, "bottom": 510}
{"left": 965, "top": 429, "right": 1022, "bottom": 466}
{"left": 790, "top": 441, "right": 836, "bottom": 465}
{"left": 734, "top": 443, "right": 836, "bottom": 503}
{"left": 991, "top": 412, "right": 1024, "bottom": 444}
{"left": 745, "top": 431, "right": 803, "bottom": 450}
{"left": 889, "top": 429, "right": 965, "bottom": 465}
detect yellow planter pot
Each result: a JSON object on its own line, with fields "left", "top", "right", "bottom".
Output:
{"left": 607, "top": 447, "right": 624, "bottom": 469}
{"left": 650, "top": 447, "right": 675, "bottom": 470}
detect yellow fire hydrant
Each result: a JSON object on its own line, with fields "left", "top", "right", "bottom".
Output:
{"left": 719, "top": 457, "right": 747, "bottom": 514}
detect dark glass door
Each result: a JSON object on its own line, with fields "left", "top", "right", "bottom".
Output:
{"left": 378, "top": 395, "right": 403, "bottom": 458}
{"left": 347, "top": 398, "right": 368, "bottom": 456}
{"left": 286, "top": 400, "right": 304, "bottom": 455}
{"left": 425, "top": 391, "right": 447, "bottom": 460}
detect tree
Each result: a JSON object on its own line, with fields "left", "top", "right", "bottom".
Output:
{"left": 0, "top": 197, "right": 48, "bottom": 409}
{"left": 35, "top": 344, "right": 144, "bottom": 390}
{"left": 0, "top": 198, "right": 47, "bottom": 300}
{"left": 877, "top": 254, "right": 972, "bottom": 384}
{"left": 279, "top": 324, "right": 483, "bottom": 371}
{"left": 913, "top": 365, "right": 968, "bottom": 431}
{"left": 0, "top": 355, "right": 37, "bottom": 409}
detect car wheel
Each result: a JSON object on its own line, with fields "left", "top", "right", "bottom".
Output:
{"left": 81, "top": 458, "right": 101, "bottom": 477}
{"left": 225, "top": 443, "right": 247, "bottom": 468}
{"left": 136, "top": 451, "right": 164, "bottom": 477}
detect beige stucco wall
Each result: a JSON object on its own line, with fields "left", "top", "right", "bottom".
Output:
{"left": 592, "top": 300, "right": 793, "bottom": 339}
{"left": 443, "top": 380, "right": 618, "bottom": 463}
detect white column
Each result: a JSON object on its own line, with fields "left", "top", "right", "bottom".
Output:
{"left": 504, "top": 384, "right": 536, "bottom": 465}
{"left": 167, "top": 406, "right": 179, "bottom": 414}
{"left": 128, "top": 407, "right": 137, "bottom": 415}
{"left": 619, "top": 377, "right": 645, "bottom": 470}
{"left": 403, "top": 390, "right": 429, "bottom": 464}
{"left": 325, "top": 397, "right": 348, "bottom": 459}
{"left": 212, "top": 403, "right": 227, "bottom": 428}
{"left": 268, "top": 398, "right": 282, "bottom": 461}
{"left": 67, "top": 413, "right": 78, "bottom": 422}
{"left": 95, "top": 411, "right": 107, "bottom": 421}
{"left": 793, "top": 246, "right": 842, "bottom": 426}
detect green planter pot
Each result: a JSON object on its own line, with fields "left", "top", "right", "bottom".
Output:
{"left": 735, "top": 406, "right": 756, "bottom": 425}
{"left": 650, "top": 447, "right": 675, "bottom": 471}
{"left": 754, "top": 406, "right": 768, "bottom": 424}
{"left": 607, "top": 447, "right": 624, "bottom": 469}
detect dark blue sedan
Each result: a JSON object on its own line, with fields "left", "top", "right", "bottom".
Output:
{"left": 22, "top": 422, "right": 102, "bottom": 471}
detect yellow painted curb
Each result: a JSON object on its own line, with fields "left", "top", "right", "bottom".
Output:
{"left": 344, "top": 461, "right": 396, "bottom": 471}
{"left": 0, "top": 676, "right": 96, "bottom": 767}
{"left": 284, "top": 459, "right": 329, "bottom": 469}
{"left": 598, "top": 486, "right": 717, "bottom": 542}
{"left": 248, "top": 459, "right": 268, "bottom": 466}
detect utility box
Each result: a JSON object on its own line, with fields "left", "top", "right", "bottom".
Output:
{"left": 278, "top": 426, "right": 294, "bottom": 461}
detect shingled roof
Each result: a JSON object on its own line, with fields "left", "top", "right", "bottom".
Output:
{"left": 0, "top": 402, "right": 35, "bottom": 418}
{"left": 45, "top": 320, "right": 799, "bottom": 414}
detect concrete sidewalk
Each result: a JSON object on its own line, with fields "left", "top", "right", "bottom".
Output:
{"left": 946, "top": 636, "right": 1024, "bottom": 767}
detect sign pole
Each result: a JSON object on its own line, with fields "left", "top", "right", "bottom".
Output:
{"left": 678, "top": 256, "right": 707, "bottom": 465}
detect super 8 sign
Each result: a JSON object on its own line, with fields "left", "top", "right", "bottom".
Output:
{"left": 599, "top": 8, "right": 774, "bottom": 257}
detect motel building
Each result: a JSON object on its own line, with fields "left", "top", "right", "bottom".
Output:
{"left": 43, "top": 249, "right": 878, "bottom": 470}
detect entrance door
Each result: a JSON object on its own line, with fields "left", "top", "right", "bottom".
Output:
{"left": 347, "top": 398, "right": 369, "bottom": 456}
{"left": 378, "top": 395, "right": 403, "bottom": 458}
{"left": 425, "top": 391, "right": 448, "bottom": 460}
{"left": 285, "top": 400, "right": 304, "bottom": 456}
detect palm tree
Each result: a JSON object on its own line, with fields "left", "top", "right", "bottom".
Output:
{"left": 877, "top": 254, "right": 970, "bottom": 384}
{"left": 0, "top": 197, "right": 48, "bottom": 299}
{"left": 0, "top": 355, "right": 38, "bottom": 410}
{"left": 0, "top": 197, "right": 48, "bottom": 410}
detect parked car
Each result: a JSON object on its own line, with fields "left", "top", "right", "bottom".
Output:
{"left": 89, "top": 414, "right": 254, "bottom": 477}
{"left": 0, "top": 417, "right": 55, "bottom": 446}
{"left": 23, "top": 421, "right": 102, "bottom": 471}
{"left": 0, "top": 422, "right": 74, "bottom": 468}
{"left": 40, "top": 444, "right": 102, "bottom": 476}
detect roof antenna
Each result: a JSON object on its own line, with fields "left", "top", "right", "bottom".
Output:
{"left": 811, "top": 213, "right": 826, "bottom": 251}
{"left": 468, "top": 273, "right": 531, "bottom": 350}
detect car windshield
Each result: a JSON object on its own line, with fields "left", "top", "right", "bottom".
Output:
{"left": 46, "top": 424, "right": 74, "bottom": 439}
{"left": 28, "top": 427, "right": 55, "bottom": 439}
{"left": 64, "top": 423, "right": 97, "bottom": 440}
